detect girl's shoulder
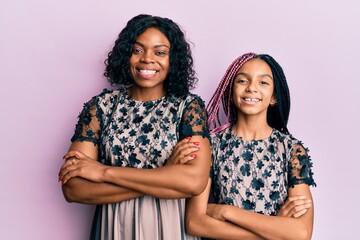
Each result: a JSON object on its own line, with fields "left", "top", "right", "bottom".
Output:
{"left": 272, "top": 129, "right": 309, "bottom": 152}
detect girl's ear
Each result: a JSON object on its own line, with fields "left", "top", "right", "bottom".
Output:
{"left": 270, "top": 95, "right": 277, "bottom": 106}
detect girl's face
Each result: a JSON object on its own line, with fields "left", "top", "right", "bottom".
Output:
{"left": 129, "top": 27, "right": 170, "bottom": 97}
{"left": 232, "top": 58, "right": 277, "bottom": 118}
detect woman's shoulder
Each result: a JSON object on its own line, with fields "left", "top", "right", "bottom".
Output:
{"left": 180, "top": 92, "right": 206, "bottom": 106}
{"left": 88, "top": 88, "right": 124, "bottom": 106}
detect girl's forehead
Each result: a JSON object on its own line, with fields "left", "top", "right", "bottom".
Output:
{"left": 236, "top": 58, "right": 272, "bottom": 77}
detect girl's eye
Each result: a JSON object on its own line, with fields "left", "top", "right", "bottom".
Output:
{"left": 236, "top": 79, "right": 248, "bottom": 84}
{"left": 259, "top": 81, "right": 270, "bottom": 85}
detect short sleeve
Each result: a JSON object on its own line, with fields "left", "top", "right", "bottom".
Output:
{"left": 288, "top": 143, "right": 317, "bottom": 188}
{"left": 179, "top": 96, "right": 210, "bottom": 140}
{"left": 71, "top": 97, "right": 102, "bottom": 145}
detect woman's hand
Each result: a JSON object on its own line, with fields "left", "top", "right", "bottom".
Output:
{"left": 207, "top": 204, "right": 228, "bottom": 221}
{"left": 59, "top": 150, "right": 109, "bottom": 185}
{"left": 166, "top": 136, "right": 200, "bottom": 166}
{"left": 277, "top": 195, "right": 312, "bottom": 218}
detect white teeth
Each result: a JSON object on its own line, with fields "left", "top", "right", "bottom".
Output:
{"left": 139, "top": 69, "right": 157, "bottom": 74}
{"left": 244, "top": 98, "right": 260, "bottom": 102}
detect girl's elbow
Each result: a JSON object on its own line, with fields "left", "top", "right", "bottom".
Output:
{"left": 185, "top": 215, "right": 201, "bottom": 236}
{"left": 298, "top": 228, "right": 312, "bottom": 240}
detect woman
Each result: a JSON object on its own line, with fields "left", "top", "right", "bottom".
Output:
{"left": 177, "top": 53, "right": 316, "bottom": 239}
{"left": 58, "top": 14, "right": 211, "bottom": 240}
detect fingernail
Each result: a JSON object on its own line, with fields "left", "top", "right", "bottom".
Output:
{"left": 194, "top": 145, "right": 200, "bottom": 149}
{"left": 185, "top": 136, "right": 191, "bottom": 141}
{"left": 306, "top": 200, "right": 312, "bottom": 203}
{"left": 193, "top": 142, "right": 200, "bottom": 146}
{"left": 61, "top": 180, "right": 64, "bottom": 186}
{"left": 190, "top": 154, "right": 197, "bottom": 158}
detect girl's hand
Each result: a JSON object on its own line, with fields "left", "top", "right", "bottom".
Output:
{"left": 277, "top": 195, "right": 312, "bottom": 218}
{"left": 207, "top": 204, "right": 227, "bottom": 221}
{"left": 166, "top": 136, "right": 200, "bottom": 166}
{"left": 59, "top": 150, "right": 108, "bottom": 185}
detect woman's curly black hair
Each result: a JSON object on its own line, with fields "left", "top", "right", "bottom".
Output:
{"left": 104, "top": 14, "right": 197, "bottom": 97}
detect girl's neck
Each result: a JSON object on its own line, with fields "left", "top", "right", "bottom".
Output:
{"left": 233, "top": 115, "right": 273, "bottom": 141}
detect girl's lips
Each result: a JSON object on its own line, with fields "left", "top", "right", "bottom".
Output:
{"left": 241, "top": 97, "right": 261, "bottom": 105}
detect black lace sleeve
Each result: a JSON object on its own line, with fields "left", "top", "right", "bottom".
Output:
{"left": 71, "top": 97, "right": 102, "bottom": 146}
{"left": 288, "top": 143, "right": 317, "bottom": 188}
{"left": 179, "top": 96, "right": 210, "bottom": 140}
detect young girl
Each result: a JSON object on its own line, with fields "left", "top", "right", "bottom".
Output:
{"left": 175, "top": 53, "right": 316, "bottom": 239}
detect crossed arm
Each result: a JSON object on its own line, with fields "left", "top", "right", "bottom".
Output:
{"left": 59, "top": 136, "right": 211, "bottom": 204}
{"left": 186, "top": 179, "right": 314, "bottom": 240}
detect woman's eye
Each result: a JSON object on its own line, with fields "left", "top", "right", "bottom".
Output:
{"left": 155, "top": 51, "right": 167, "bottom": 56}
{"left": 132, "top": 48, "right": 143, "bottom": 54}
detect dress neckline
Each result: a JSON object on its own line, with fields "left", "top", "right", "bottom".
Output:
{"left": 228, "top": 126, "right": 276, "bottom": 144}
{"left": 123, "top": 87, "right": 167, "bottom": 104}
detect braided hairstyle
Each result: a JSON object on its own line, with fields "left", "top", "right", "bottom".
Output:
{"left": 257, "top": 54, "right": 290, "bottom": 134}
{"left": 104, "top": 14, "right": 197, "bottom": 97}
{"left": 207, "top": 53, "right": 291, "bottom": 134}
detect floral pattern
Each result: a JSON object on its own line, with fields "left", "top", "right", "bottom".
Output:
{"left": 210, "top": 127, "right": 316, "bottom": 216}
{"left": 71, "top": 88, "right": 208, "bottom": 240}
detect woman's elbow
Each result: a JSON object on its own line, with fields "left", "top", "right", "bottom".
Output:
{"left": 186, "top": 175, "right": 208, "bottom": 196}
{"left": 62, "top": 184, "right": 76, "bottom": 203}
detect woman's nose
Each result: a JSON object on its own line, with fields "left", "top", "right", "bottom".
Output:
{"left": 140, "top": 51, "right": 154, "bottom": 63}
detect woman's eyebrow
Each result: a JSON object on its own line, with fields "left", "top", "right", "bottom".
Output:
{"left": 134, "top": 41, "right": 170, "bottom": 49}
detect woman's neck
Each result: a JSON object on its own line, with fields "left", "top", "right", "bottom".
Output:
{"left": 127, "top": 85, "right": 166, "bottom": 102}
{"left": 233, "top": 114, "right": 273, "bottom": 141}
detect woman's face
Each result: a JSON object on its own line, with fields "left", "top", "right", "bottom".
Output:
{"left": 232, "top": 58, "right": 277, "bottom": 118}
{"left": 129, "top": 27, "right": 170, "bottom": 97}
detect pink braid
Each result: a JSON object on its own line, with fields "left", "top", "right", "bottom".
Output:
{"left": 207, "top": 52, "right": 257, "bottom": 130}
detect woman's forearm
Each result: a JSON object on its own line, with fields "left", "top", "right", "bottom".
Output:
{"left": 62, "top": 177, "right": 143, "bottom": 204}
{"left": 102, "top": 136, "right": 211, "bottom": 198}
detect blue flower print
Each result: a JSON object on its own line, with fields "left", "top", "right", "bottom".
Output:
{"left": 242, "top": 200, "right": 255, "bottom": 210}
{"left": 141, "top": 123, "right": 154, "bottom": 134}
{"left": 133, "top": 114, "right": 143, "bottom": 123}
{"left": 137, "top": 135, "right": 150, "bottom": 146}
{"left": 269, "top": 191, "right": 280, "bottom": 201}
{"left": 240, "top": 163, "right": 251, "bottom": 176}
{"left": 160, "top": 140, "right": 168, "bottom": 149}
{"left": 112, "top": 145, "right": 122, "bottom": 156}
{"left": 251, "top": 178, "right": 265, "bottom": 190}
{"left": 257, "top": 160, "right": 264, "bottom": 169}
{"left": 129, "top": 153, "right": 141, "bottom": 166}
{"left": 242, "top": 151, "right": 254, "bottom": 161}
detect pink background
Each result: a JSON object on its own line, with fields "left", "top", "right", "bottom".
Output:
{"left": 1, "top": 0, "right": 359, "bottom": 239}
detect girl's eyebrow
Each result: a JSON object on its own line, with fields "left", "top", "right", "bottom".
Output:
{"left": 235, "top": 72, "right": 273, "bottom": 80}
{"left": 134, "top": 41, "right": 170, "bottom": 49}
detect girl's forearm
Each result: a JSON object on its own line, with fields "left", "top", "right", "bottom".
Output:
{"left": 222, "top": 205, "right": 313, "bottom": 240}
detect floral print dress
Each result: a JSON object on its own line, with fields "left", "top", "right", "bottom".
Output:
{"left": 71, "top": 88, "right": 209, "bottom": 240}
{"left": 210, "top": 126, "right": 316, "bottom": 216}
